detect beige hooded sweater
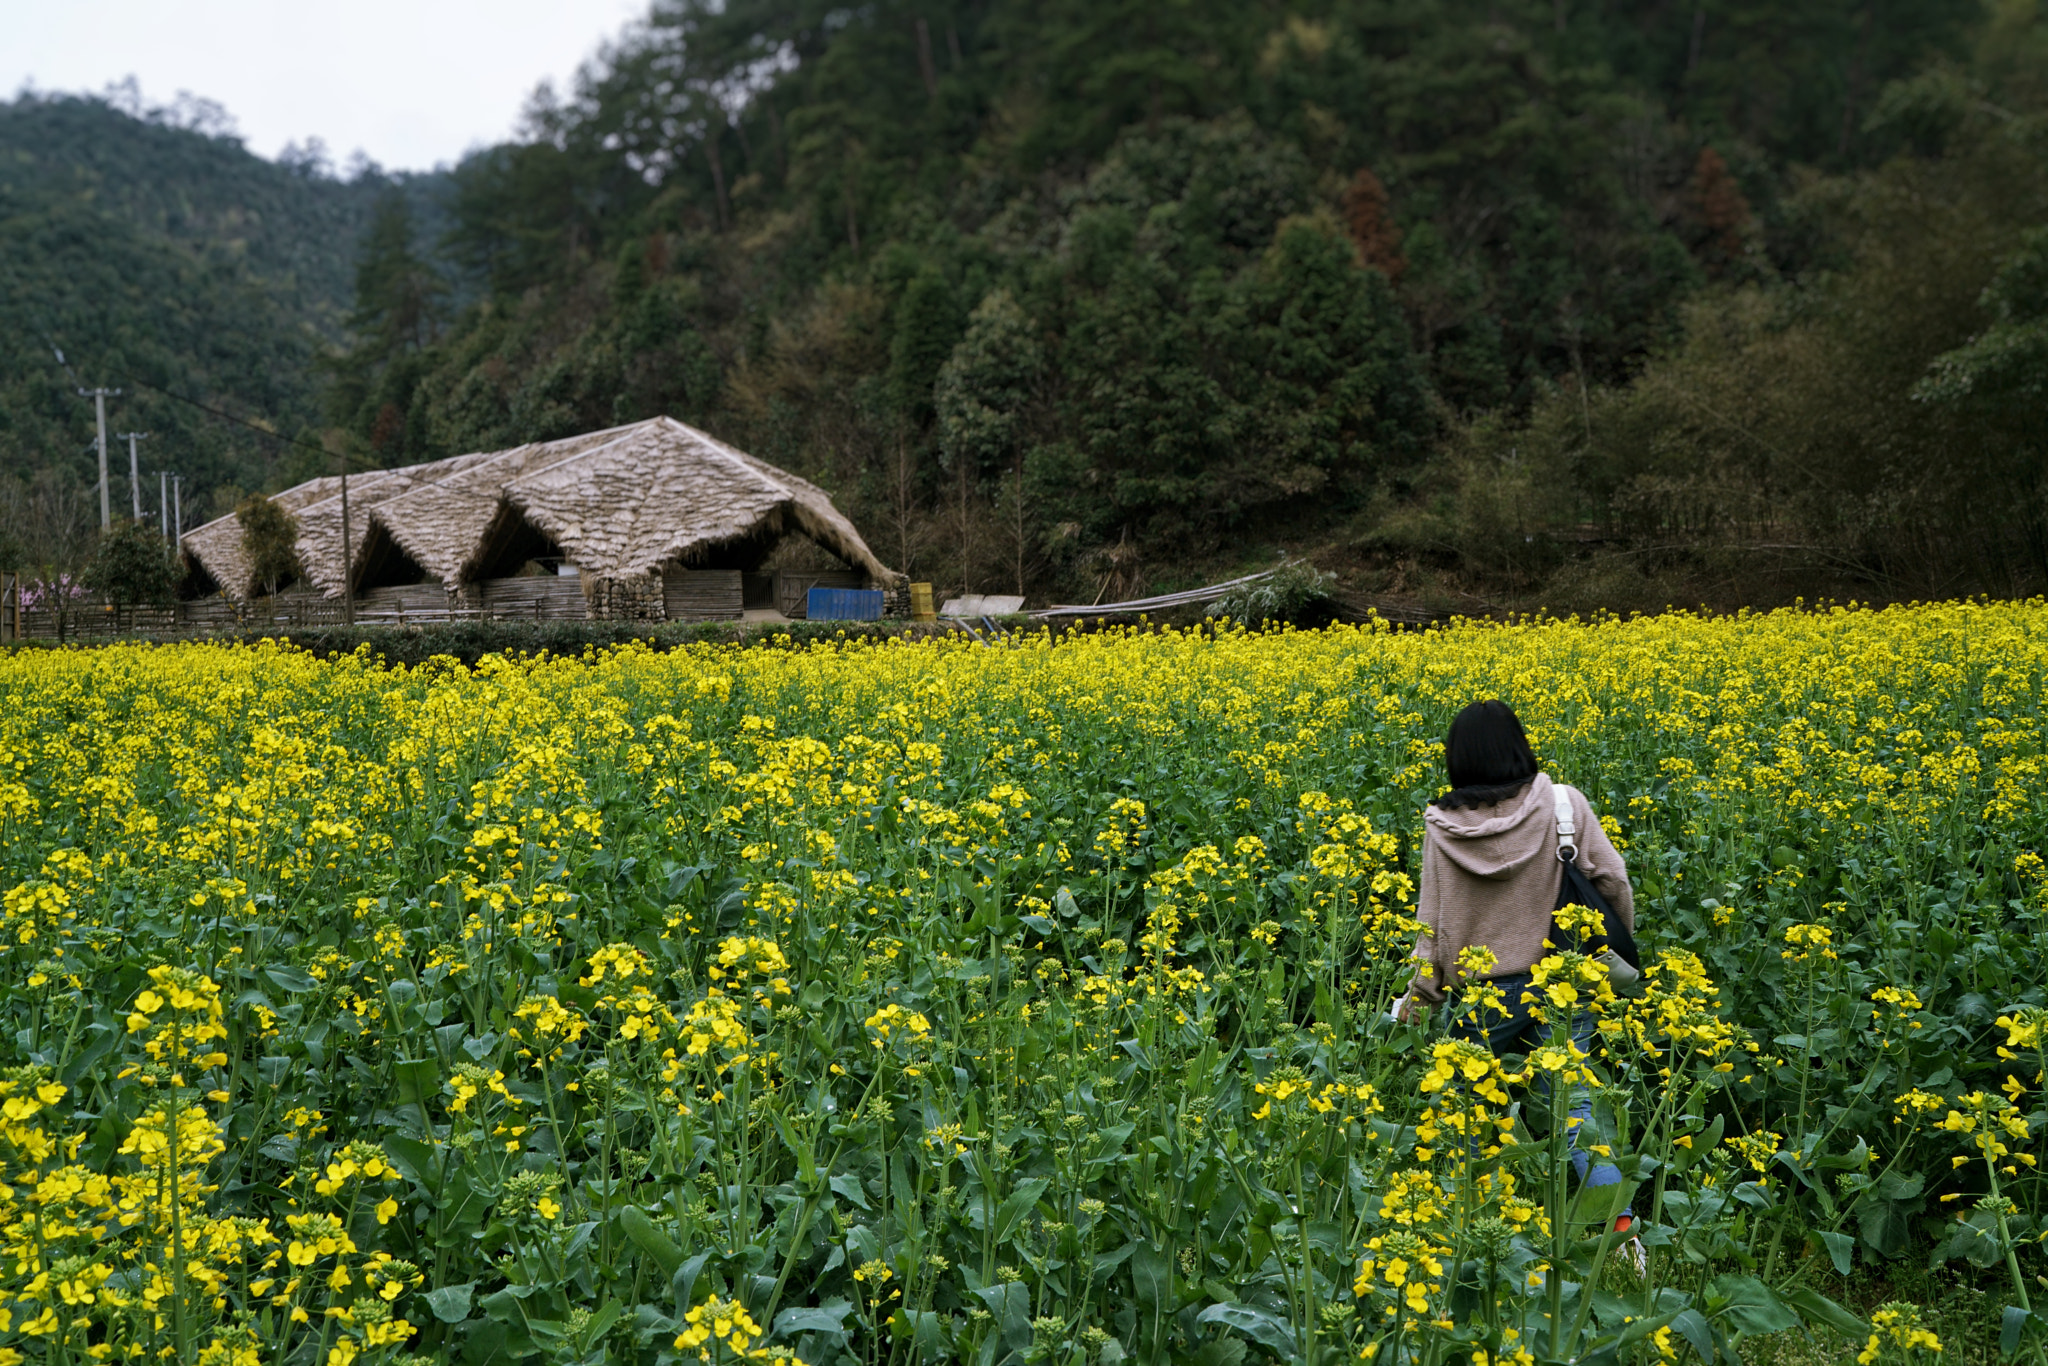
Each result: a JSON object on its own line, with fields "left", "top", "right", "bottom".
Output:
{"left": 1405, "top": 772, "right": 1634, "bottom": 1003}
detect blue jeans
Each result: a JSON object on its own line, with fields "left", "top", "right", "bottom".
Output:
{"left": 1445, "top": 972, "right": 1625, "bottom": 1195}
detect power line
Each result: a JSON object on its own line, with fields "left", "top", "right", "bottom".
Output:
{"left": 121, "top": 372, "right": 339, "bottom": 460}
{"left": 49, "top": 335, "right": 341, "bottom": 462}
{"left": 115, "top": 367, "right": 358, "bottom": 616}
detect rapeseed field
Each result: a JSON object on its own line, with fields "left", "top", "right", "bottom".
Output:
{"left": 0, "top": 602, "right": 2043, "bottom": 1365}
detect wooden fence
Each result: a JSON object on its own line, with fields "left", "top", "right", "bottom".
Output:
{"left": 0, "top": 565, "right": 903, "bottom": 643}
{"left": 0, "top": 568, "right": 797, "bottom": 641}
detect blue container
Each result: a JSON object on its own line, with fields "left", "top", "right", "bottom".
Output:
{"left": 806, "top": 587, "right": 885, "bottom": 621}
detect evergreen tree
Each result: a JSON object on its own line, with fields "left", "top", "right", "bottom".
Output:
{"left": 889, "top": 269, "right": 966, "bottom": 426}
{"left": 80, "top": 520, "right": 178, "bottom": 605}
{"left": 936, "top": 290, "right": 1043, "bottom": 481}
{"left": 329, "top": 191, "right": 447, "bottom": 462}
{"left": 938, "top": 290, "right": 1044, "bottom": 590}
{"left": 1915, "top": 226, "right": 2048, "bottom": 577}
{"left": 236, "top": 497, "right": 302, "bottom": 598}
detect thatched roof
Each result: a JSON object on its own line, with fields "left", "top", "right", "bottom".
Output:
{"left": 182, "top": 418, "right": 894, "bottom": 599}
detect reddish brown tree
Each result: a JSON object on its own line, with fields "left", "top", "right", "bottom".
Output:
{"left": 370, "top": 402, "right": 403, "bottom": 453}
{"left": 1690, "top": 147, "right": 1752, "bottom": 261}
{"left": 1341, "top": 167, "right": 1406, "bottom": 281}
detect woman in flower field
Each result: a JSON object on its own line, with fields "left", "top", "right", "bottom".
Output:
{"left": 1394, "top": 702, "right": 1639, "bottom": 1215}
{"left": 6, "top": 604, "right": 2048, "bottom": 1361}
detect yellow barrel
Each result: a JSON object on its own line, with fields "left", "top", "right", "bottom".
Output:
{"left": 909, "top": 582, "right": 935, "bottom": 622}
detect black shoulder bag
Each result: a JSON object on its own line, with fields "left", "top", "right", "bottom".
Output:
{"left": 1551, "top": 785, "right": 1641, "bottom": 987}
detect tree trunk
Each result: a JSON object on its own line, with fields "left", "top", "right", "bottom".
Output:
{"left": 704, "top": 125, "right": 731, "bottom": 231}
{"left": 733, "top": 114, "right": 756, "bottom": 174}
{"left": 915, "top": 18, "right": 939, "bottom": 98}
{"left": 957, "top": 461, "right": 973, "bottom": 594}
{"left": 767, "top": 102, "right": 788, "bottom": 180}
{"left": 891, "top": 435, "right": 920, "bottom": 576}
{"left": 1013, "top": 456, "right": 1026, "bottom": 595}
{"left": 1838, "top": 5, "right": 1872, "bottom": 160}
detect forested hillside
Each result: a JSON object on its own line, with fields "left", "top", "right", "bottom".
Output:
{"left": 7, "top": 1, "right": 2046, "bottom": 610}
{"left": 0, "top": 91, "right": 443, "bottom": 567}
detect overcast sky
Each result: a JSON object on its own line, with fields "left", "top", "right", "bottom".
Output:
{"left": 4, "top": 0, "right": 648, "bottom": 171}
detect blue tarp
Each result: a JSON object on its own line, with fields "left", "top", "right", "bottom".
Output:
{"left": 806, "top": 587, "right": 885, "bottom": 621}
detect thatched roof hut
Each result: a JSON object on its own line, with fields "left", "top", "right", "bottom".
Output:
{"left": 182, "top": 418, "right": 894, "bottom": 608}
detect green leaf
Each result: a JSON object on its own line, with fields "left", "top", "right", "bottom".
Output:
{"left": 392, "top": 1057, "right": 439, "bottom": 1105}
{"left": 1816, "top": 1231, "right": 1855, "bottom": 1276}
{"left": 1670, "top": 1308, "right": 1716, "bottom": 1363}
{"left": 775, "top": 1301, "right": 854, "bottom": 1342}
{"left": 770, "top": 1110, "right": 816, "bottom": 1184}
{"left": 900, "top": 1308, "right": 954, "bottom": 1359}
{"left": 1671, "top": 1114, "right": 1725, "bottom": 1176}
{"left": 1568, "top": 1179, "right": 1636, "bottom": 1227}
{"left": 619, "top": 1205, "right": 683, "bottom": 1278}
{"left": 582, "top": 1300, "right": 624, "bottom": 1342}
{"left": 829, "top": 1172, "right": 871, "bottom": 1210}
{"left": 1092, "top": 1240, "right": 1139, "bottom": 1286}
{"left": 438, "top": 1169, "right": 490, "bottom": 1240}
{"left": 2002, "top": 1305, "right": 2034, "bottom": 1356}
{"left": 264, "top": 964, "right": 319, "bottom": 993}
{"left": 380, "top": 1134, "right": 436, "bottom": 1189}
{"left": 974, "top": 1282, "right": 1032, "bottom": 1352}
{"left": 992, "top": 1177, "right": 1049, "bottom": 1246}
{"left": 480, "top": 1282, "right": 540, "bottom": 1322}
{"left": 1195, "top": 1303, "right": 1298, "bottom": 1356}
{"left": 1705, "top": 1275, "right": 1799, "bottom": 1335}
{"left": 1816, "top": 1137, "right": 1871, "bottom": 1171}
{"left": 1130, "top": 1243, "right": 1169, "bottom": 1312}
{"left": 1782, "top": 1287, "right": 1865, "bottom": 1338}
{"left": 425, "top": 1283, "right": 475, "bottom": 1323}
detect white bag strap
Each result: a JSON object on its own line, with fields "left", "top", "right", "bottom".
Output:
{"left": 1553, "top": 784, "right": 1578, "bottom": 864}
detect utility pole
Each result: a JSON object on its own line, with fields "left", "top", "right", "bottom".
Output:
{"left": 338, "top": 442, "right": 355, "bottom": 626}
{"left": 158, "top": 471, "right": 170, "bottom": 544}
{"left": 78, "top": 386, "right": 121, "bottom": 529}
{"left": 118, "top": 432, "right": 149, "bottom": 521}
{"left": 172, "top": 475, "right": 184, "bottom": 554}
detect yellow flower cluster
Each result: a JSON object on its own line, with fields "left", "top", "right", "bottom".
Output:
{"left": 674, "top": 1295, "right": 807, "bottom": 1366}
{"left": 0, "top": 978, "right": 425, "bottom": 1363}
{"left": 1858, "top": 1302, "right": 1943, "bottom": 1363}
{"left": 864, "top": 1003, "right": 934, "bottom": 1048}
{"left": 1353, "top": 1229, "right": 1450, "bottom": 1320}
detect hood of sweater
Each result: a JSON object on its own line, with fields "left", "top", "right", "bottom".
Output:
{"left": 1423, "top": 772, "right": 1558, "bottom": 881}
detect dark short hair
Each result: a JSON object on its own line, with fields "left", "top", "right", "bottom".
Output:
{"left": 1435, "top": 700, "right": 1539, "bottom": 810}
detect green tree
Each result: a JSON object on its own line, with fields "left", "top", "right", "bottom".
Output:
{"left": 888, "top": 268, "right": 966, "bottom": 425}
{"left": 1231, "top": 213, "right": 1430, "bottom": 499}
{"left": 327, "top": 191, "right": 448, "bottom": 463}
{"left": 1915, "top": 226, "right": 2048, "bottom": 577}
{"left": 937, "top": 289, "right": 1044, "bottom": 590}
{"left": 80, "top": 520, "right": 179, "bottom": 605}
{"left": 936, "top": 289, "right": 1042, "bottom": 479}
{"left": 236, "top": 496, "right": 301, "bottom": 598}
{"left": 349, "top": 191, "right": 446, "bottom": 355}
